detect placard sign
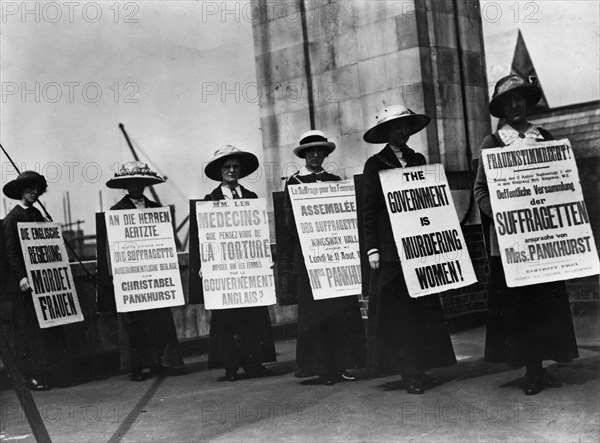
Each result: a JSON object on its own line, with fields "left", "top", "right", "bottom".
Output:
{"left": 379, "top": 165, "right": 478, "bottom": 297}
{"left": 105, "top": 207, "right": 185, "bottom": 312}
{"left": 481, "top": 139, "right": 599, "bottom": 286}
{"left": 196, "top": 198, "right": 276, "bottom": 310}
{"left": 288, "top": 180, "right": 362, "bottom": 300}
{"left": 18, "top": 222, "right": 84, "bottom": 328}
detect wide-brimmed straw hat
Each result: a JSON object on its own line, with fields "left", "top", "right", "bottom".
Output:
{"left": 489, "top": 74, "right": 542, "bottom": 118}
{"left": 106, "top": 161, "right": 165, "bottom": 189}
{"left": 293, "top": 130, "right": 336, "bottom": 158}
{"left": 204, "top": 145, "right": 259, "bottom": 182}
{"left": 363, "top": 105, "right": 430, "bottom": 144}
{"left": 3, "top": 170, "right": 48, "bottom": 200}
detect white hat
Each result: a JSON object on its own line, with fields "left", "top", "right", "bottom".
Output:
{"left": 363, "top": 105, "right": 430, "bottom": 144}
{"left": 293, "top": 130, "right": 336, "bottom": 158}
{"left": 204, "top": 145, "right": 259, "bottom": 182}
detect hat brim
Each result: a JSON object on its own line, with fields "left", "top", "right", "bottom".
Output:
{"left": 106, "top": 175, "right": 165, "bottom": 189}
{"left": 3, "top": 177, "right": 47, "bottom": 200}
{"left": 204, "top": 152, "right": 259, "bottom": 182}
{"left": 489, "top": 84, "right": 541, "bottom": 118}
{"left": 363, "top": 114, "right": 431, "bottom": 144}
{"left": 293, "top": 141, "right": 336, "bottom": 158}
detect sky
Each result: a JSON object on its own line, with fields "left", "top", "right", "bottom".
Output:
{"left": 1, "top": 0, "right": 598, "bottom": 240}
{"left": 480, "top": 0, "right": 599, "bottom": 106}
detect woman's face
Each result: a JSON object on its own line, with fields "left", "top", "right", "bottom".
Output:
{"left": 21, "top": 186, "right": 40, "bottom": 206}
{"left": 126, "top": 183, "right": 146, "bottom": 198}
{"left": 304, "top": 146, "right": 328, "bottom": 170}
{"left": 387, "top": 124, "right": 411, "bottom": 146}
{"left": 221, "top": 158, "right": 241, "bottom": 186}
{"left": 502, "top": 92, "right": 528, "bottom": 125}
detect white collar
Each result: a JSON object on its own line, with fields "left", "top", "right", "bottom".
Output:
{"left": 388, "top": 145, "right": 408, "bottom": 166}
{"left": 498, "top": 124, "right": 544, "bottom": 146}
{"left": 299, "top": 166, "right": 327, "bottom": 176}
{"left": 221, "top": 185, "right": 242, "bottom": 199}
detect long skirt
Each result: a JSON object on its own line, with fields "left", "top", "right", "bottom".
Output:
{"left": 119, "top": 308, "right": 184, "bottom": 371}
{"left": 368, "top": 262, "right": 456, "bottom": 375}
{"left": 11, "top": 286, "right": 67, "bottom": 383}
{"left": 208, "top": 307, "right": 276, "bottom": 369}
{"left": 485, "top": 256, "right": 579, "bottom": 367}
{"left": 295, "top": 275, "right": 366, "bottom": 377}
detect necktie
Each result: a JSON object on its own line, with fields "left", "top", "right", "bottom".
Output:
{"left": 231, "top": 188, "right": 240, "bottom": 199}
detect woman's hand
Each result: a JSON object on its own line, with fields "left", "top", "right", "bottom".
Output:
{"left": 368, "top": 252, "right": 380, "bottom": 270}
{"left": 19, "top": 277, "right": 31, "bottom": 292}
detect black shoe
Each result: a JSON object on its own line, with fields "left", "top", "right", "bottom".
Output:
{"left": 406, "top": 377, "right": 425, "bottom": 395}
{"left": 539, "top": 368, "right": 562, "bottom": 388}
{"left": 524, "top": 372, "right": 543, "bottom": 395}
{"left": 319, "top": 375, "right": 336, "bottom": 386}
{"left": 26, "top": 378, "right": 51, "bottom": 391}
{"left": 131, "top": 368, "right": 146, "bottom": 382}
{"left": 422, "top": 373, "right": 439, "bottom": 386}
{"left": 225, "top": 368, "right": 238, "bottom": 382}
{"left": 339, "top": 369, "right": 357, "bottom": 381}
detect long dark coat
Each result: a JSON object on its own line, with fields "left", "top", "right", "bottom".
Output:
{"left": 2, "top": 205, "right": 67, "bottom": 382}
{"left": 474, "top": 130, "right": 579, "bottom": 367}
{"left": 110, "top": 196, "right": 184, "bottom": 371}
{"left": 204, "top": 185, "right": 276, "bottom": 370}
{"left": 283, "top": 171, "right": 366, "bottom": 378}
{"left": 363, "top": 145, "right": 457, "bottom": 375}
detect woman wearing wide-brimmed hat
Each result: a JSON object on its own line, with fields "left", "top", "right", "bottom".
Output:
{"left": 362, "top": 105, "right": 456, "bottom": 394}
{"left": 106, "top": 161, "right": 185, "bottom": 381}
{"left": 283, "top": 130, "right": 366, "bottom": 386}
{"left": 474, "top": 74, "right": 578, "bottom": 395}
{"left": 202, "top": 145, "right": 276, "bottom": 381}
{"left": 2, "top": 171, "right": 67, "bottom": 390}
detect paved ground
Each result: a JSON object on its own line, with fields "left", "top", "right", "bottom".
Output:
{"left": 1, "top": 313, "right": 598, "bottom": 442}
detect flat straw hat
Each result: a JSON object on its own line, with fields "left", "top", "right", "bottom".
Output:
{"left": 363, "top": 105, "right": 430, "bottom": 144}
{"left": 106, "top": 161, "right": 165, "bottom": 189}
{"left": 204, "top": 145, "right": 259, "bottom": 182}
{"left": 489, "top": 74, "right": 542, "bottom": 118}
{"left": 293, "top": 130, "right": 336, "bottom": 158}
{"left": 3, "top": 170, "right": 48, "bottom": 200}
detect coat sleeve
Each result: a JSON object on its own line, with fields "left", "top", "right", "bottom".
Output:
{"left": 362, "top": 157, "right": 381, "bottom": 253}
{"left": 537, "top": 127, "right": 554, "bottom": 141}
{"left": 283, "top": 177, "right": 301, "bottom": 242}
{"left": 414, "top": 153, "right": 427, "bottom": 166}
{"left": 473, "top": 134, "right": 497, "bottom": 219}
{"left": 3, "top": 210, "right": 28, "bottom": 281}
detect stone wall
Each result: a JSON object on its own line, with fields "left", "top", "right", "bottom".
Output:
{"left": 252, "top": 0, "right": 491, "bottom": 230}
